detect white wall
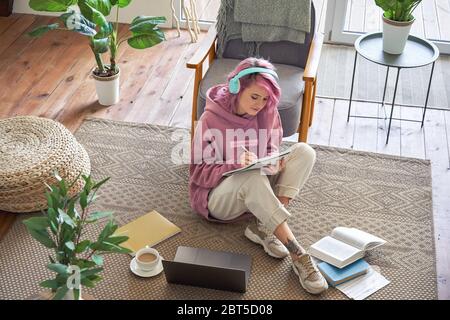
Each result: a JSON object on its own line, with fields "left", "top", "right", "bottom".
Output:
{"left": 13, "top": 0, "right": 173, "bottom": 27}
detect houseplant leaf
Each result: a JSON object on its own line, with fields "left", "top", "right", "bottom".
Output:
{"left": 127, "top": 30, "right": 165, "bottom": 49}
{"left": 131, "top": 16, "right": 166, "bottom": 27}
{"left": 60, "top": 11, "right": 97, "bottom": 36}
{"left": 27, "top": 229, "right": 56, "bottom": 249}
{"left": 28, "top": 23, "right": 60, "bottom": 37}
{"left": 92, "top": 254, "right": 104, "bottom": 266}
{"left": 95, "top": 22, "right": 114, "bottom": 39}
{"left": 23, "top": 217, "right": 50, "bottom": 231}
{"left": 90, "top": 38, "right": 110, "bottom": 54}
{"left": 48, "top": 263, "right": 69, "bottom": 275}
{"left": 78, "top": 0, "right": 108, "bottom": 28}
{"left": 81, "top": 0, "right": 112, "bottom": 16}
{"left": 29, "top": 0, "right": 77, "bottom": 12}
{"left": 52, "top": 285, "right": 69, "bottom": 300}
{"left": 57, "top": 209, "right": 77, "bottom": 228}
{"left": 65, "top": 241, "right": 75, "bottom": 251}
{"left": 40, "top": 279, "right": 59, "bottom": 289}
{"left": 75, "top": 240, "right": 91, "bottom": 253}
{"left": 110, "top": 0, "right": 132, "bottom": 8}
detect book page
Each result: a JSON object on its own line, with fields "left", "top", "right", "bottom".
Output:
{"left": 310, "top": 236, "right": 361, "bottom": 262}
{"left": 331, "top": 227, "right": 386, "bottom": 251}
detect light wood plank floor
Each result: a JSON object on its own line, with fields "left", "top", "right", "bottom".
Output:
{"left": 0, "top": 13, "right": 448, "bottom": 299}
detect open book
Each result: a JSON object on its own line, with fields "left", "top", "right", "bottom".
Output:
{"left": 114, "top": 210, "right": 181, "bottom": 256}
{"left": 308, "top": 227, "right": 386, "bottom": 268}
{"left": 222, "top": 149, "right": 291, "bottom": 177}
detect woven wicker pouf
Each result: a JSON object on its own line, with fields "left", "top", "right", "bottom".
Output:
{"left": 0, "top": 116, "right": 91, "bottom": 213}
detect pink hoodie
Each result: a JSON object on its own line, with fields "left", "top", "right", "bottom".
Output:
{"left": 189, "top": 84, "right": 283, "bottom": 221}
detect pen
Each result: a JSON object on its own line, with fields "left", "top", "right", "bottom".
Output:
{"left": 241, "top": 145, "right": 249, "bottom": 153}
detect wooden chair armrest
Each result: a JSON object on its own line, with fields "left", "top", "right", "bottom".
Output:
{"left": 303, "top": 32, "right": 324, "bottom": 82}
{"left": 187, "top": 23, "right": 218, "bottom": 69}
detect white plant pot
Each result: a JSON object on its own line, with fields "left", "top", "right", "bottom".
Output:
{"left": 382, "top": 15, "right": 415, "bottom": 55}
{"left": 92, "top": 67, "right": 120, "bottom": 106}
{"left": 62, "top": 287, "right": 84, "bottom": 300}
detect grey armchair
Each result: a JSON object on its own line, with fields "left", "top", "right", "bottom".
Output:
{"left": 187, "top": 2, "right": 323, "bottom": 142}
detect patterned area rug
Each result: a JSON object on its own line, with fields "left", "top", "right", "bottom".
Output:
{"left": 0, "top": 118, "right": 437, "bottom": 300}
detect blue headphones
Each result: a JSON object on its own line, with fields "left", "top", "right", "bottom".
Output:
{"left": 228, "top": 67, "right": 279, "bottom": 94}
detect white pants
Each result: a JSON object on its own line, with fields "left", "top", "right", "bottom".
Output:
{"left": 208, "top": 143, "right": 316, "bottom": 233}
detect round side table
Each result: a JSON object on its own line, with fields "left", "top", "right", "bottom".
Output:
{"left": 347, "top": 32, "right": 439, "bottom": 144}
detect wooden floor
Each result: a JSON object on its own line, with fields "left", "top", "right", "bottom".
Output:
{"left": 0, "top": 13, "right": 449, "bottom": 299}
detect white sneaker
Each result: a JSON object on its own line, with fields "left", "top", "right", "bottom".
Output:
{"left": 244, "top": 220, "right": 289, "bottom": 259}
{"left": 292, "top": 253, "right": 328, "bottom": 294}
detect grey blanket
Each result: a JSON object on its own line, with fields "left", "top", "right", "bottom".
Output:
{"left": 216, "top": 0, "right": 311, "bottom": 57}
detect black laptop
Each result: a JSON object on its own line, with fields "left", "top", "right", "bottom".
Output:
{"left": 162, "top": 246, "right": 252, "bottom": 293}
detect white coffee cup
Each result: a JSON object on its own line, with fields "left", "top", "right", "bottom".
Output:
{"left": 135, "top": 247, "right": 161, "bottom": 272}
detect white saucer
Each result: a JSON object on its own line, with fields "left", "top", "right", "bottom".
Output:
{"left": 130, "top": 256, "right": 164, "bottom": 278}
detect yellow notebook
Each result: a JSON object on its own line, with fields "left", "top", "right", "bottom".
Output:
{"left": 114, "top": 210, "right": 181, "bottom": 255}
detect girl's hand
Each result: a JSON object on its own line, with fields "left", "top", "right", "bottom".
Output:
{"left": 262, "top": 158, "right": 286, "bottom": 175}
{"left": 240, "top": 150, "right": 258, "bottom": 167}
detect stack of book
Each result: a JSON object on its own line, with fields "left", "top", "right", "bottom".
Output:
{"left": 308, "top": 227, "right": 390, "bottom": 299}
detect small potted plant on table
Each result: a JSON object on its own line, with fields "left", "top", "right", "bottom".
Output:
{"left": 375, "top": 0, "right": 422, "bottom": 54}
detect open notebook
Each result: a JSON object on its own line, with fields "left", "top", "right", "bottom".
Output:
{"left": 114, "top": 210, "right": 181, "bottom": 256}
{"left": 308, "top": 227, "right": 386, "bottom": 268}
{"left": 222, "top": 149, "right": 291, "bottom": 177}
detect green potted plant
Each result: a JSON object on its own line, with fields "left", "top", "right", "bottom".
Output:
{"left": 28, "top": 0, "right": 166, "bottom": 105}
{"left": 23, "top": 173, "right": 131, "bottom": 300}
{"left": 375, "top": 0, "right": 422, "bottom": 54}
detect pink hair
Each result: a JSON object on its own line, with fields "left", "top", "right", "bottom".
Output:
{"left": 213, "top": 58, "right": 284, "bottom": 152}
{"left": 215, "top": 57, "right": 281, "bottom": 115}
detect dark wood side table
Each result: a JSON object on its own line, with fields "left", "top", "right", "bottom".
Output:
{"left": 347, "top": 32, "right": 439, "bottom": 144}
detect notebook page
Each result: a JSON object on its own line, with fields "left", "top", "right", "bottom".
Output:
{"left": 336, "top": 265, "right": 390, "bottom": 300}
{"left": 331, "top": 227, "right": 386, "bottom": 250}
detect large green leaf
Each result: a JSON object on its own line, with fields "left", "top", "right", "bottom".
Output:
{"left": 65, "top": 241, "right": 75, "bottom": 251}
{"left": 78, "top": 0, "right": 108, "bottom": 28}
{"left": 110, "top": 0, "right": 132, "bottom": 8}
{"left": 92, "top": 176, "right": 110, "bottom": 190}
{"left": 23, "top": 217, "right": 50, "bottom": 231}
{"left": 27, "top": 229, "right": 56, "bottom": 249}
{"left": 131, "top": 16, "right": 166, "bottom": 27}
{"left": 75, "top": 240, "right": 91, "bottom": 253}
{"left": 40, "top": 279, "right": 59, "bottom": 289}
{"left": 95, "top": 22, "right": 113, "bottom": 39}
{"left": 96, "top": 241, "right": 131, "bottom": 253}
{"left": 29, "top": 0, "right": 77, "bottom": 12}
{"left": 127, "top": 30, "right": 165, "bottom": 49}
{"left": 28, "top": 23, "right": 60, "bottom": 37}
{"left": 48, "top": 263, "right": 69, "bottom": 275}
{"left": 52, "top": 285, "right": 69, "bottom": 300}
{"left": 81, "top": 0, "right": 111, "bottom": 16}
{"left": 92, "top": 254, "right": 104, "bottom": 266}
{"left": 105, "top": 235, "right": 129, "bottom": 245}
{"left": 58, "top": 209, "right": 76, "bottom": 228}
